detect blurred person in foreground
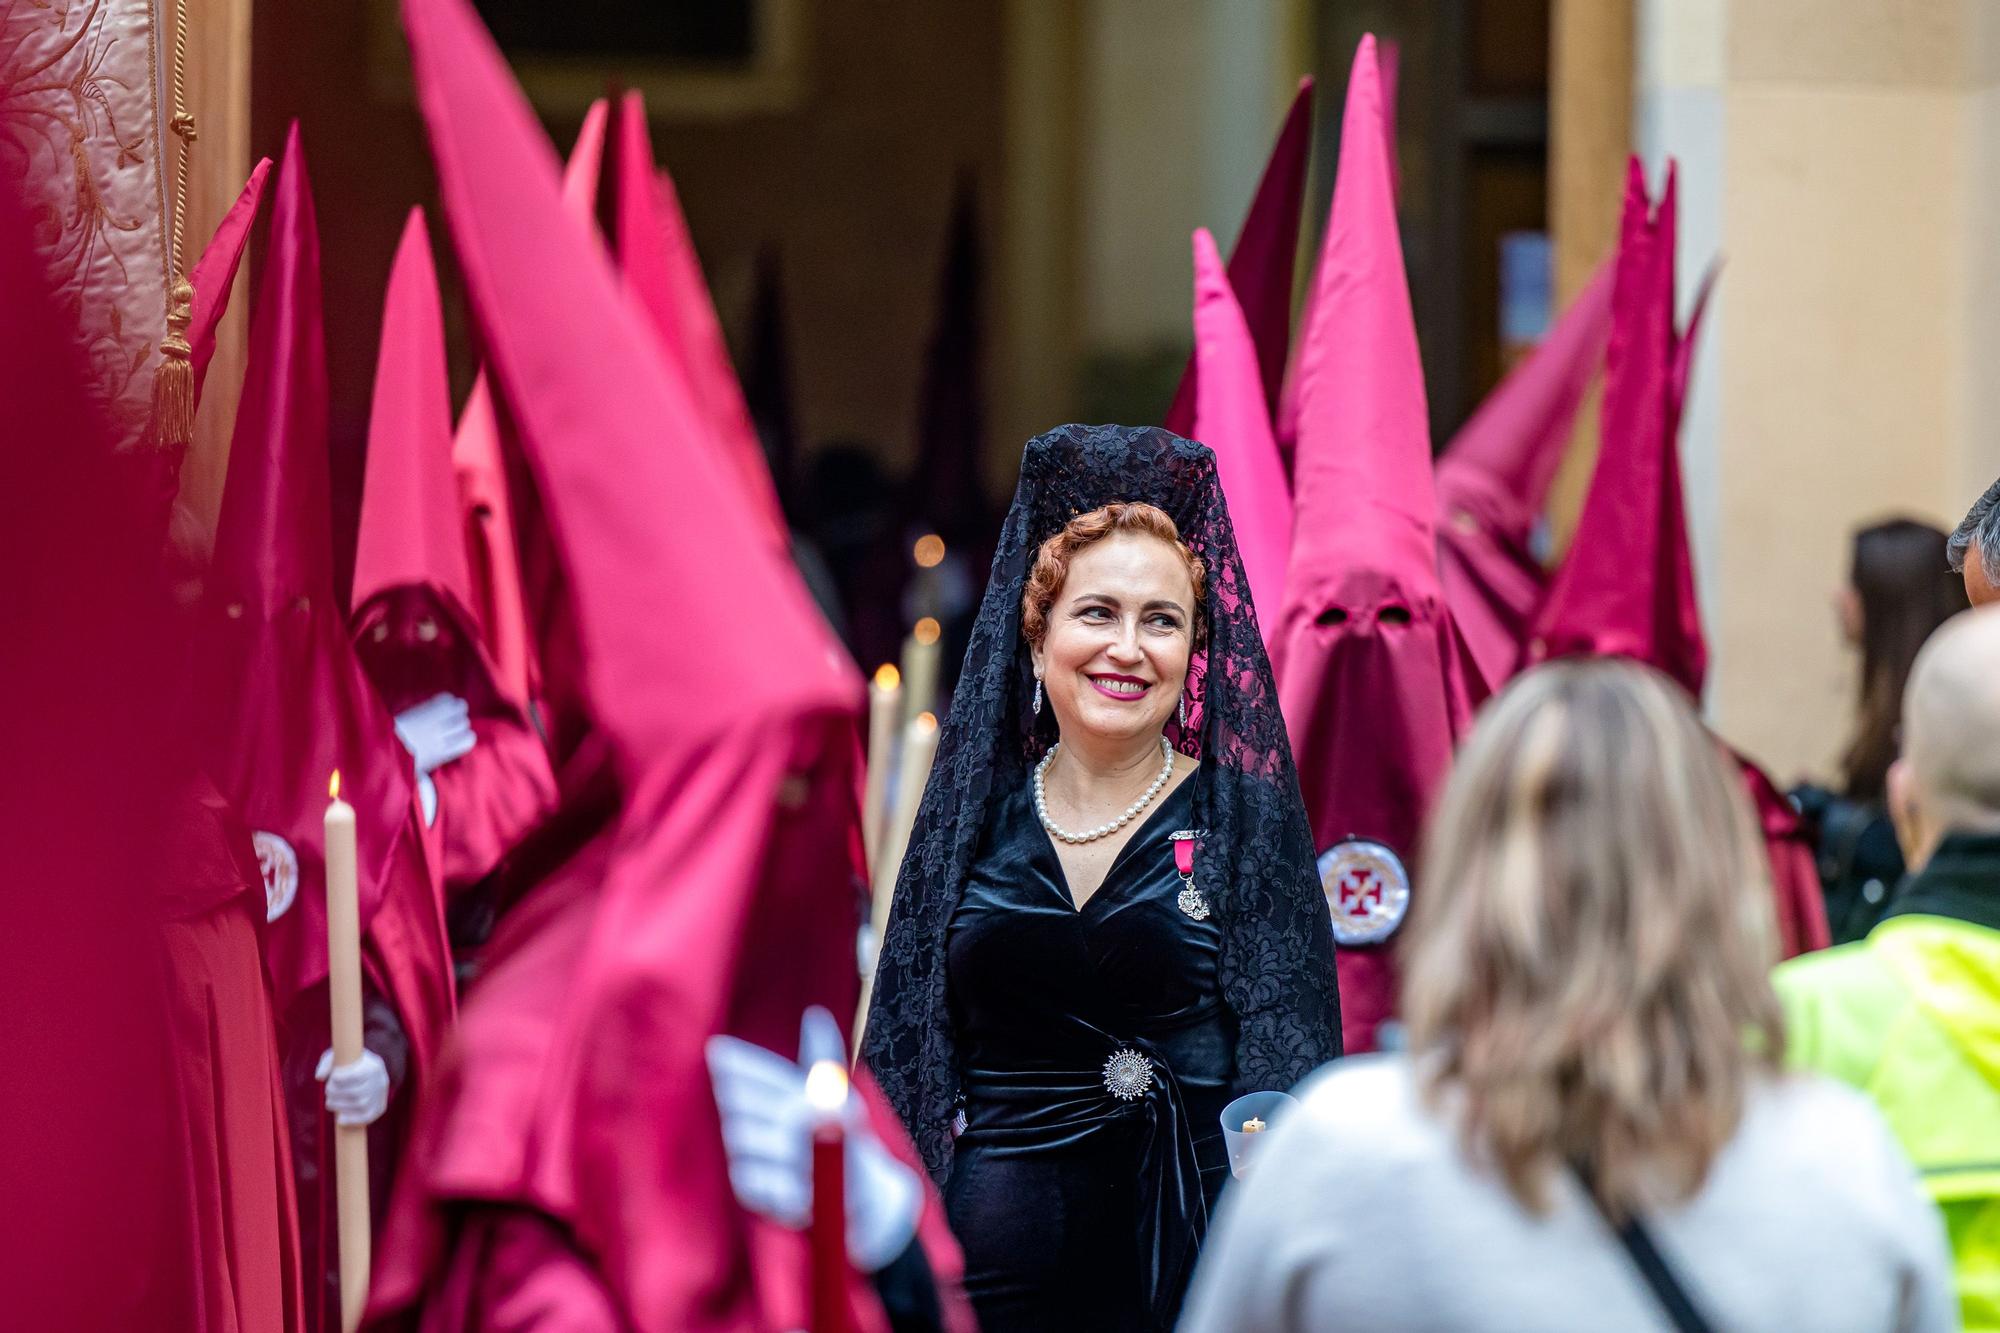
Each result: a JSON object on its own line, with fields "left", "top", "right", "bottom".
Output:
{"left": 1778, "top": 606, "right": 2000, "bottom": 1330}
{"left": 1950, "top": 476, "right": 2000, "bottom": 607}
{"left": 1794, "top": 519, "right": 1965, "bottom": 943}
{"left": 1182, "top": 658, "right": 1953, "bottom": 1333}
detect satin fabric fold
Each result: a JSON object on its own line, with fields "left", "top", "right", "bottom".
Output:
{"left": 943, "top": 779, "right": 1228, "bottom": 1330}
{"left": 958, "top": 1043, "right": 1208, "bottom": 1329}
{"left": 189, "top": 157, "right": 274, "bottom": 400}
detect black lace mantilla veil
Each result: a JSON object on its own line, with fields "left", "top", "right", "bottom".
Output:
{"left": 863, "top": 422, "right": 1342, "bottom": 1180}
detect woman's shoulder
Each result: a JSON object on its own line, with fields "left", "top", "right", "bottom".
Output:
{"left": 1729, "top": 1072, "right": 1923, "bottom": 1190}
{"left": 1284, "top": 1054, "right": 1454, "bottom": 1166}
{"left": 1702, "top": 1075, "right": 1952, "bottom": 1285}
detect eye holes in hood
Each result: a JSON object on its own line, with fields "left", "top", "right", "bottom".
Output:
{"left": 1316, "top": 603, "right": 1413, "bottom": 628}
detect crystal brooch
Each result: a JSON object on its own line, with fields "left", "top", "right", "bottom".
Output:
{"left": 1102, "top": 1048, "right": 1155, "bottom": 1100}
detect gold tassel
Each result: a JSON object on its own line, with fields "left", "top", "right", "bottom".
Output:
{"left": 150, "top": 276, "right": 196, "bottom": 453}
{"left": 149, "top": 3, "right": 196, "bottom": 454}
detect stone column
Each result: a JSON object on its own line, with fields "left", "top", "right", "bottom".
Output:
{"left": 1643, "top": 0, "right": 2000, "bottom": 779}
{"left": 1544, "top": 0, "right": 1634, "bottom": 547}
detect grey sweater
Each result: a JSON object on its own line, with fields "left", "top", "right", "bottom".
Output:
{"left": 1180, "top": 1055, "right": 1957, "bottom": 1332}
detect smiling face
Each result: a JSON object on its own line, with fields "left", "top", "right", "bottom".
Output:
{"left": 1030, "top": 531, "right": 1197, "bottom": 750}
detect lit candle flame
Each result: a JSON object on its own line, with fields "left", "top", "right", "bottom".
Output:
{"left": 873, "top": 662, "right": 901, "bottom": 690}
{"left": 329, "top": 770, "right": 342, "bottom": 801}
{"left": 912, "top": 533, "right": 946, "bottom": 568}
{"left": 914, "top": 711, "right": 938, "bottom": 734}
{"left": 804, "top": 1058, "right": 850, "bottom": 1117}
{"left": 913, "top": 616, "right": 942, "bottom": 646}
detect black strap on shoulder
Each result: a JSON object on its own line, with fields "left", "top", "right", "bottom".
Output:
{"left": 1572, "top": 1162, "right": 1717, "bottom": 1333}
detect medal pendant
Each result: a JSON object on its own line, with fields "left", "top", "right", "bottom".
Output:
{"left": 1170, "top": 829, "right": 1210, "bottom": 919}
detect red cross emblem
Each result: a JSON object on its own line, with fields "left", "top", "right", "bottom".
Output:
{"left": 1337, "top": 866, "right": 1384, "bottom": 917}
{"left": 1316, "top": 839, "right": 1411, "bottom": 945}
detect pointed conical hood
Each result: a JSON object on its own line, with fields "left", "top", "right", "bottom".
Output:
{"left": 197, "top": 125, "right": 443, "bottom": 1024}
{"left": 1286, "top": 38, "right": 1436, "bottom": 589}
{"left": 406, "top": 0, "right": 849, "bottom": 764}
{"left": 1528, "top": 158, "right": 1706, "bottom": 696}
{"left": 608, "top": 92, "right": 788, "bottom": 547}
{"left": 394, "top": 2, "right": 960, "bottom": 1329}
{"left": 1165, "top": 76, "right": 1314, "bottom": 434}
{"left": 452, "top": 101, "right": 608, "bottom": 711}
{"left": 188, "top": 156, "right": 272, "bottom": 400}
{"left": 1269, "top": 36, "right": 1470, "bottom": 1056}
{"left": 206, "top": 126, "right": 333, "bottom": 612}
{"left": 1434, "top": 259, "right": 1615, "bottom": 688}
{"left": 354, "top": 208, "right": 474, "bottom": 620}
{"left": 353, "top": 208, "right": 507, "bottom": 720}
{"left": 1191, "top": 226, "right": 1289, "bottom": 632}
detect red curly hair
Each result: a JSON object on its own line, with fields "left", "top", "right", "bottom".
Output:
{"left": 1021, "top": 502, "right": 1207, "bottom": 649}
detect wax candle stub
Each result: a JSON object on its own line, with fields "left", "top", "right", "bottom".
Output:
{"left": 1241, "top": 1116, "right": 1266, "bottom": 1134}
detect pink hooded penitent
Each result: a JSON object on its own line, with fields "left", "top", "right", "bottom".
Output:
{"left": 1271, "top": 35, "right": 1472, "bottom": 1055}
{"left": 1190, "top": 225, "right": 1291, "bottom": 634}
{"left": 383, "top": 0, "right": 973, "bottom": 1327}
{"left": 195, "top": 124, "right": 453, "bottom": 1060}
{"left": 355, "top": 205, "right": 558, "bottom": 918}
{"left": 1164, "top": 76, "right": 1314, "bottom": 434}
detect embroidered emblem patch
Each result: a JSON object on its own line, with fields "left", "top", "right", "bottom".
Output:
{"left": 254, "top": 830, "right": 299, "bottom": 923}
{"left": 1316, "top": 838, "right": 1410, "bottom": 946}
{"left": 1102, "top": 1048, "right": 1155, "bottom": 1100}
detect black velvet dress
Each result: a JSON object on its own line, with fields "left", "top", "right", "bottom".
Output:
{"left": 943, "top": 777, "right": 1234, "bottom": 1332}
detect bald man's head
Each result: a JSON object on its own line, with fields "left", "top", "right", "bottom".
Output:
{"left": 1897, "top": 607, "right": 2000, "bottom": 859}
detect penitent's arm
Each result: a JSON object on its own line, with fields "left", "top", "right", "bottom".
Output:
{"left": 429, "top": 715, "right": 557, "bottom": 896}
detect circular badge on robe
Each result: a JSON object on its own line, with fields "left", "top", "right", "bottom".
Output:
{"left": 1317, "top": 839, "right": 1410, "bottom": 946}
{"left": 254, "top": 830, "right": 299, "bottom": 923}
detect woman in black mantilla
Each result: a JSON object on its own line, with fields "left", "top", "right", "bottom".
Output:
{"left": 863, "top": 424, "right": 1342, "bottom": 1332}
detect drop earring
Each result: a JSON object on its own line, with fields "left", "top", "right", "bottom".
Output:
{"left": 1032, "top": 676, "right": 1043, "bottom": 716}
{"left": 1178, "top": 691, "right": 1188, "bottom": 729}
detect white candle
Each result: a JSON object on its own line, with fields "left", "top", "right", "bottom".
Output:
{"left": 862, "top": 663, "right": 902, "bottom": 873}
{"left": 899, "top": 618, "right": 942, "bottom": 728}
{"left": 854, "top": 712, "right": 940, "bottom": 1057}
{"left": 324, "top": 772, "right": 370, "bottom": 1333}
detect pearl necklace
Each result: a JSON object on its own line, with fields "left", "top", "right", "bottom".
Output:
{"left": 1033, "top": 736, "right": 1176, "bottom": 844}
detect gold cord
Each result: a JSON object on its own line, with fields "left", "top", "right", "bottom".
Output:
{"left": 149, "top": 0, "right": 197, "bottom": 452}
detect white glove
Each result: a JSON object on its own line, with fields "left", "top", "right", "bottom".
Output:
{"left": 416, "top": 771, "right": 439, "bottom": 827}
{"left": 705, "top": 1007, "right": 922, "bottom": 1273}
{"left": 316, "top": 1047, "right": 391, "bottom": 1127}
{"left": 393, "top": 693, "right": 476, "bottom": 776}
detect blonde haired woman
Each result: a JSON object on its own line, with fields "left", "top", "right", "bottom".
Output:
{"left": 1181, "top": 659, "right": 1954, "bottom": 1333}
